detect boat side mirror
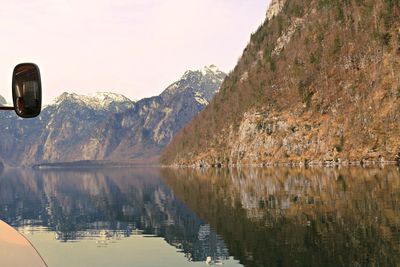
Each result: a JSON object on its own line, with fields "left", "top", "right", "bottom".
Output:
{"left": 12, "top": 63, "right": 42, "bottom": 118}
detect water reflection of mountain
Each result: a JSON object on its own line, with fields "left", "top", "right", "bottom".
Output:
{"left": 0, "top": 168, "right": 229, "bottom": 263}
{"left": 161, "top": 167, "right": 400, "bottom": 267}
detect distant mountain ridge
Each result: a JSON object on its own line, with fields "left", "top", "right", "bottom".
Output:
{"left": 0, "top": 65, "right": 226, "bottom": 166}
{"left": 86, "top": 65, "right": 226, "bottom": 163}
{"left": 0, "top": 95, "right": 6, "bottom": 106}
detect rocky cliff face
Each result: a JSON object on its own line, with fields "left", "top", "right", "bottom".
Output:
{"left": 28, "top": 92, "right": 135, "bottom": 163}
{"left": 0, "top": 65, "right": 225, "bottom": 165}
{"left": 161, "top": 0, "right": 400, "bottom": 166}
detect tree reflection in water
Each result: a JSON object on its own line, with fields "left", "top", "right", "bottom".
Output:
{"left": 0, "top": 166, "right": 399, "bottom": 266}
{"left": 161, "top": 167, "right": 400, "bottom": 267}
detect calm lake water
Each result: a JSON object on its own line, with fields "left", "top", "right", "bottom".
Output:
{"left": 0, "top": 166, "right": 399, "bottom": 266}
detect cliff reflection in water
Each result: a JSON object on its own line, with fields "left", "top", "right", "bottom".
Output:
{"left": 161, "top": 167, "right": 400, "bottom": 267}
{"left": 0, "top": 168, "right": 230, "bottom": 263}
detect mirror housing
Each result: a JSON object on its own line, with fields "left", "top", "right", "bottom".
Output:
{"left": 12, "top": 63, "right": 42, "bottom": 118}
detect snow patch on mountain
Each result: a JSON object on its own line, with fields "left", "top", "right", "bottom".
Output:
{"left": 194, "top": 92, "right": 209, "bottom": 106}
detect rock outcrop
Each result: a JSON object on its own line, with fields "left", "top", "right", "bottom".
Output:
{"left": 266, "top": 0, "right": 286, "bottom": 21}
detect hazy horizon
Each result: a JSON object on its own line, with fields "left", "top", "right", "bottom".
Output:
{"left": 0, "top": 0, "right": 270, "bottom": 104}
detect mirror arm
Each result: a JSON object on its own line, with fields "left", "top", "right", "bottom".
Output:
{"left": 0, "top": 106, "right": 14, "bottom": 111}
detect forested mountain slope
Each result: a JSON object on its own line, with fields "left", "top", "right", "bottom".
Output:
{"left": 162, "top": 0, "right": 400, "bottom": 166}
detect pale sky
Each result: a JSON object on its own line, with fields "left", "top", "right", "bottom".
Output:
{"left": 0, "top": 0, "right": 270, "bottom": 104}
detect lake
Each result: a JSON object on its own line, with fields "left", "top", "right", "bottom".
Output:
{"left": 0, "top": 166, "right": 399, "bottom": 266}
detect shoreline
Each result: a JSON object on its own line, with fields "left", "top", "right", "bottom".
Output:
{"left": 2, "top": 159, "right": 398, "bottom": 171}
{"left": 161, "top": 160, "right": 400, "bottom": 169}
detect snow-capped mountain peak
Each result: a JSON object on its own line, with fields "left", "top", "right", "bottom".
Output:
{"left": 201, "top": 64, "right": 223, "bottom": 76}
{"left": 180, "top": 65, "right": 224, "bottom": 79}
{"left": 164, "top": 65, "right": 226, "bottom": 96}
{"left": 49, "top": 92, "right": 134, "bottom": 110}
